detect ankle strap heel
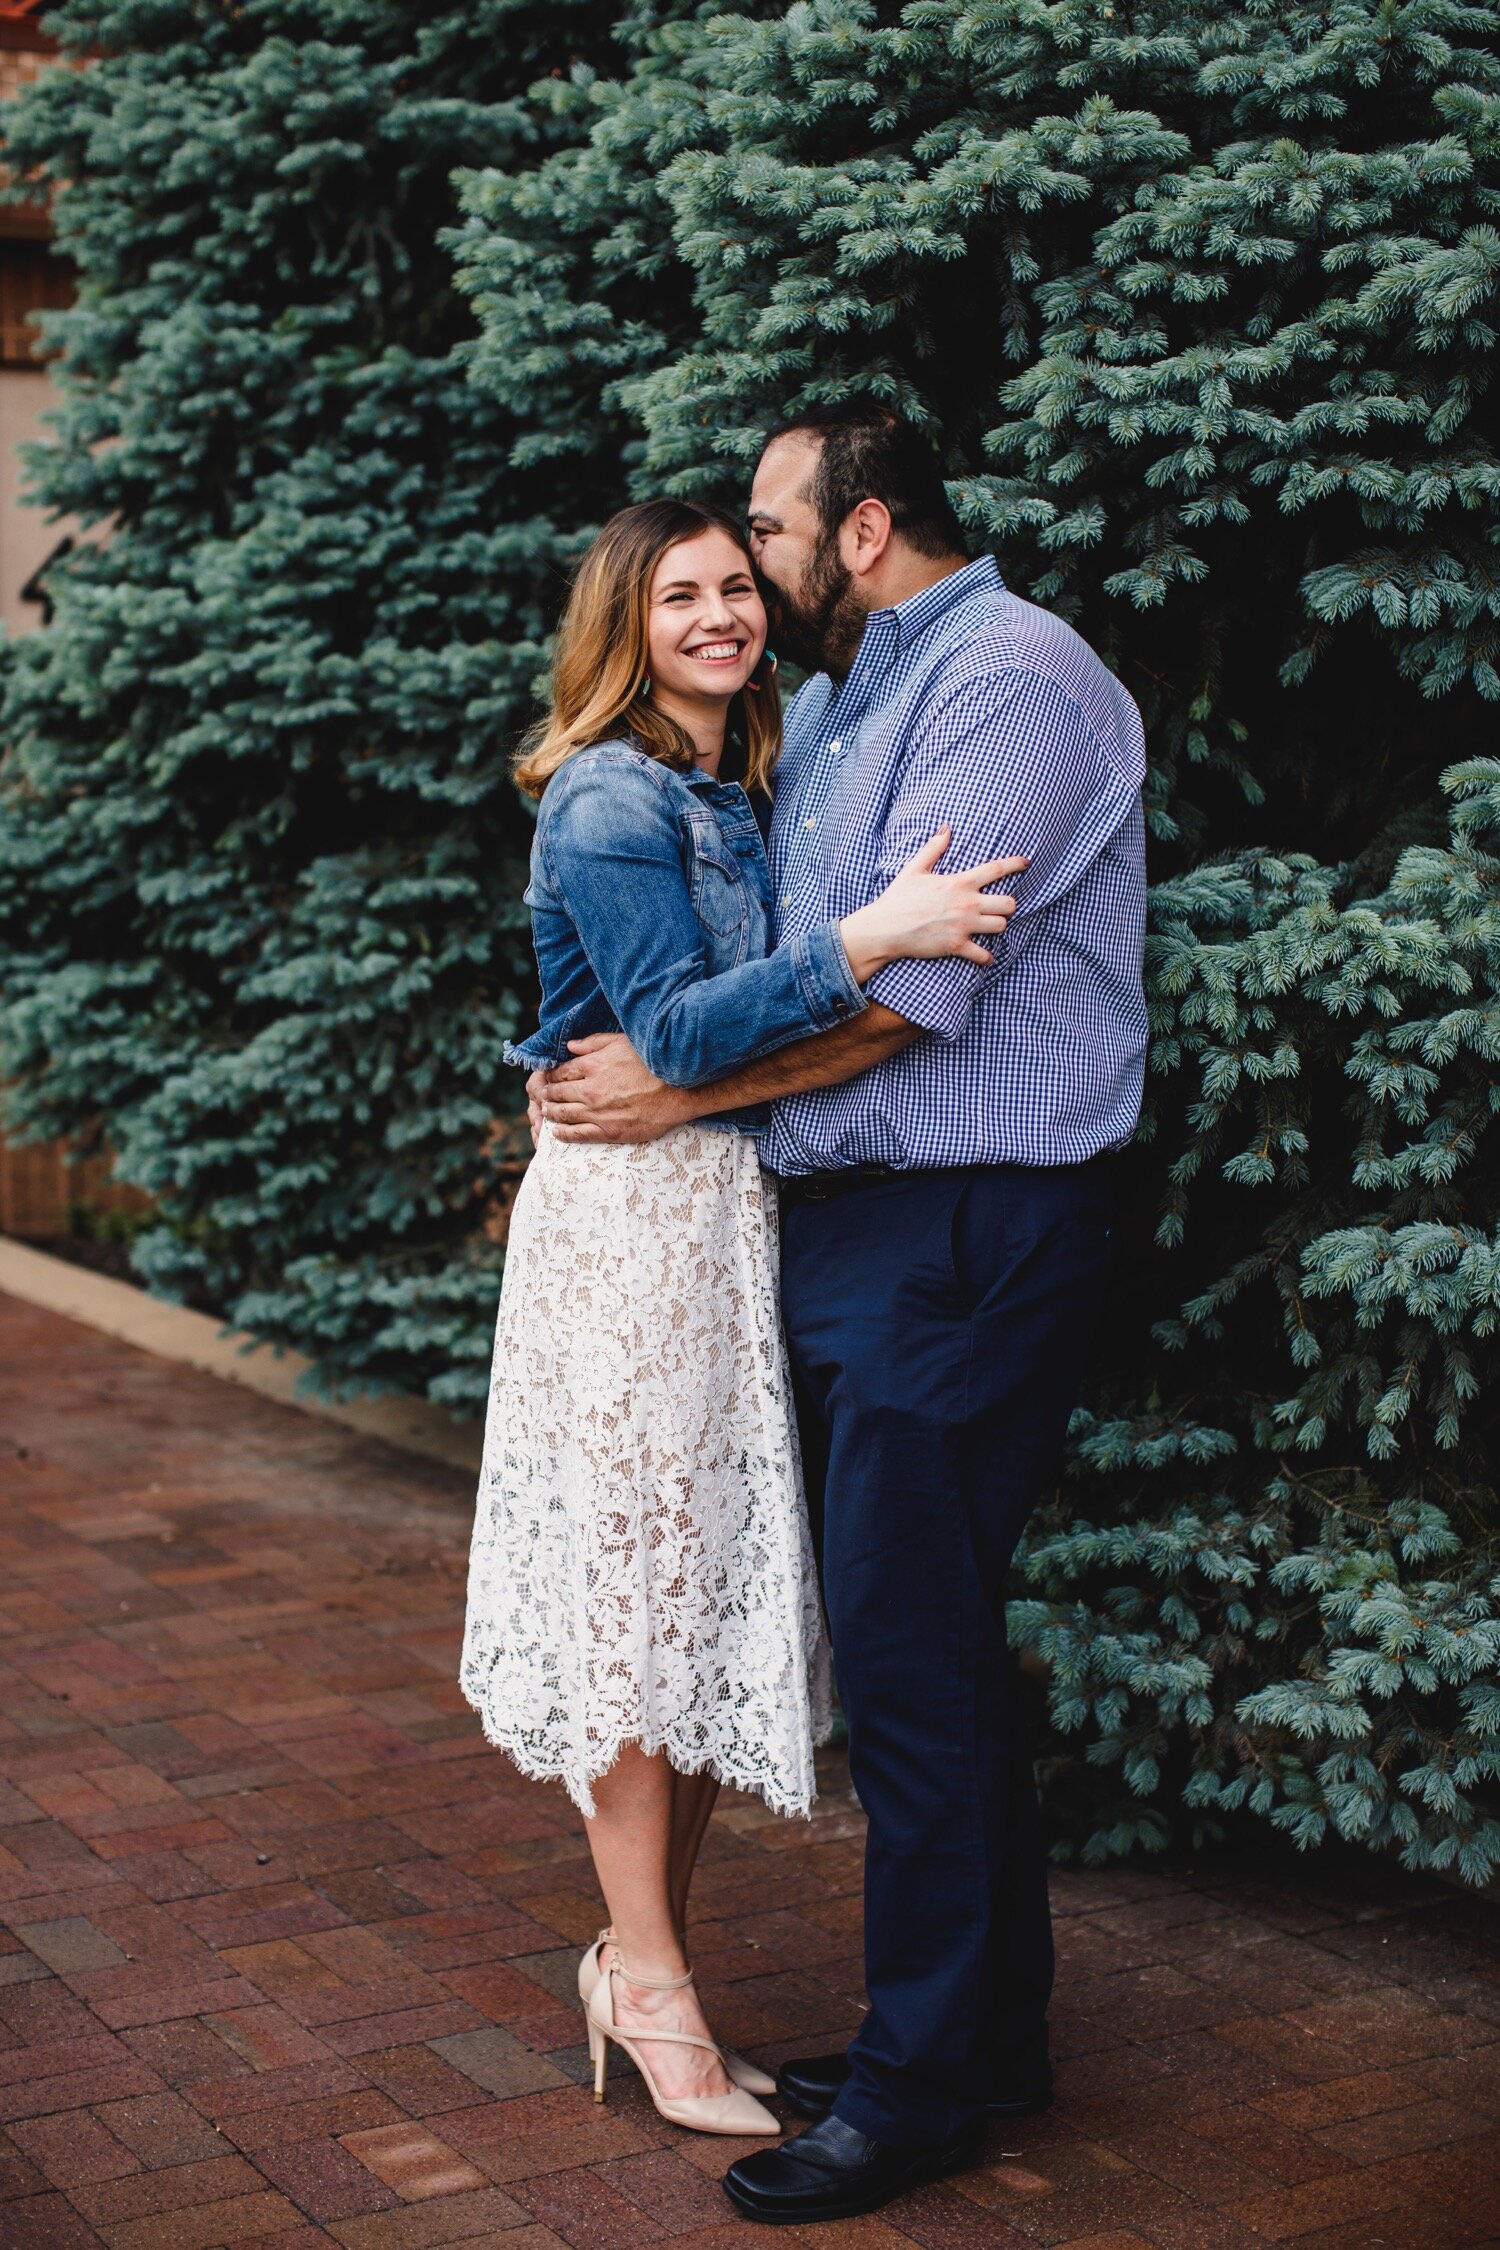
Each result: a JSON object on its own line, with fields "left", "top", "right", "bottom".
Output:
{"left": 576, "top": 1938, "right": 776, "bottom": 2098}
{"left": 586, "top": 1950, "right": 778, "bottom": 2137}
{"left": 612, "top": 1956, "right": 695, "bottom": 1992}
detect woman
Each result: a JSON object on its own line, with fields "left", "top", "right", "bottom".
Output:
{"left": 460, "top": 500, "right": 1023, "bottom": 2138}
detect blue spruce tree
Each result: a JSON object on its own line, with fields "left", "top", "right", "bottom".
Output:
{"left": 0, "top": 0, "right": 633, "bottom": 1401}
{"left": 5, "top": 0, "right": 1495, "bottom": 1876}
{"left": 457, "top": 0, "right": 1500, "bottom": 1878}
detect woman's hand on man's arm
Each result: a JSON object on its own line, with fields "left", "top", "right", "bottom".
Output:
{"left": 533, "top": 1003, "right": 919, "bottom": 1146}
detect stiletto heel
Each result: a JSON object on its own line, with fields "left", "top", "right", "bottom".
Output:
{"left": 587, "top": 1957, "right": 779, "bottom": 2137}
{"left": 577, "top": 1928, "right": 776, "bottom": 2096}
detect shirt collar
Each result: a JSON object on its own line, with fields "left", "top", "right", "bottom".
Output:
{"left": 836, "top": 554, "right": 1003, "bottom": 708}
{"left": 873, "top": 552, "right": 1002, "bottom": 654}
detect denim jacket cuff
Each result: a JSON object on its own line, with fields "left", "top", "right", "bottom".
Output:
{"left": 503, "top": 1039, "right": 560, "bottom": 1072}
{"left": 790, "top": 923, "right": 870, "bottom": 1031}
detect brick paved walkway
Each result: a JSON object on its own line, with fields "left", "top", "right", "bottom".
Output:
{"left": 1, "top": 1287, "right": 1497, "bottom": 2250}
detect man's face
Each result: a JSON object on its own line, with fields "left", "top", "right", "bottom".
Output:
{"left": 747, "top": 434, "right": 867, "bottom": 679}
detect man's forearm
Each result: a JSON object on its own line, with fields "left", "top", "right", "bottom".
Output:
{"left": 535, "top": 1005, "right": 921, "bottom": 1145}
{"left": 683, "top": 1002, "right": 919, "bottom": 1117}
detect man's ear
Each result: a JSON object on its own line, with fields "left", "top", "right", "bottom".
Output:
{"left": 840, "top": 498, "right": 894, "bottom": 579}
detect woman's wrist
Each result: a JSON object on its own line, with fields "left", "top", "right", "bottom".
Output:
{"left": 837, "top": 907, "right": 891, "bottom": 986}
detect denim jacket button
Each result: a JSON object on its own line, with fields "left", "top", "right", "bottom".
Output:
{"left": 832, "top": 997, "right": 849, "bottom": 1015}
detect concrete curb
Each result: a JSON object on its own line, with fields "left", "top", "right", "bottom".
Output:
{"left": 0, "top": 1235, "right": 484, "bottom": 1474}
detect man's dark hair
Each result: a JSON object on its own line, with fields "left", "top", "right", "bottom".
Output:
{"left": 760, "top": 401, "right": 967, "bottom": 561}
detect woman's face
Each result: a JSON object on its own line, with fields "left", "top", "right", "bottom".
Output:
{"left": 645, "top": 528, "right": 767, "bottom": 709}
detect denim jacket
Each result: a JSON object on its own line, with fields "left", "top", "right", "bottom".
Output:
{"left": 505, "top": 742, "right": 867, "bottom": 1117}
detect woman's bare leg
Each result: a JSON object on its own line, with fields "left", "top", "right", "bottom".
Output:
{"left": 669, "top": 1769, "right": 720, "bottom": 1941}
{"left": 595, "top": 1767, "right": 720, "bottom": 1958}
{"left": 584, "top": 1743, "right": 731, "bottom": 2100}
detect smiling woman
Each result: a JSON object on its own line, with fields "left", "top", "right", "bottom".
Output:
{"left": 648, "top": 536, "right": 765, "bottom": 719}
{"left": 513, "top": 499, "right": 783, "bottom": 799}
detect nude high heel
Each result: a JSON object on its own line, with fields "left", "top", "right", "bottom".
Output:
{"left": 577, "top": 1928, "right": 613, "bottom": 2010}
{"left": 587, "top": 1957, "right": 779, "bottom": 2137}
{"left": 578, "top": 1928, "right": 777, "bottom": 2097}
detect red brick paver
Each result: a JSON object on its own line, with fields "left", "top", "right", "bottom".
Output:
{"left": 1, "top": 1287, "right": 1498, "bottom": 2248}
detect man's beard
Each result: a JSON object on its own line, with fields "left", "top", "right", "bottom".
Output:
{"left": 760, "top": 536, "right": 867, "bottom": 682}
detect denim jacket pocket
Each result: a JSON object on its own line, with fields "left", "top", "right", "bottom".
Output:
{"left": 686, "top": 817, "right": 750, "bottom": 954}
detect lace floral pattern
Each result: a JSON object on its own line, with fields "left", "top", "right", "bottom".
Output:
{"left": 461, "top": 1124, "right": 832, "bottom": 1818}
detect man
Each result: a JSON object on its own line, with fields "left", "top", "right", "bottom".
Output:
{"left": 534, "top": 403, "right": 1147, "bottom": 2224}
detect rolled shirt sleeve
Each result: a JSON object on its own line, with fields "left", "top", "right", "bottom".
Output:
{"left": 867, "top": 668, "right": 1117, "bottom": 1041}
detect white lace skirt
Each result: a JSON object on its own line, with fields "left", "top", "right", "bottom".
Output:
{"left": 460, "top": 1123, "right": 832, "bottom": 1818}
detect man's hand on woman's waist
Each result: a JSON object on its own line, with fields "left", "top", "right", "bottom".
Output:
{"left": 530, "top": 1036, "right": 691, "bottom": 1146}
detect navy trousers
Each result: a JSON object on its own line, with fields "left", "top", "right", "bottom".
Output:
{"left": 779, "top": 1159, "right": 1116, "bottom": 2149}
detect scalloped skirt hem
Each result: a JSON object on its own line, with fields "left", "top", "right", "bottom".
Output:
{"left": 457, "top": 1679, "right": 834, "bottom": 1823}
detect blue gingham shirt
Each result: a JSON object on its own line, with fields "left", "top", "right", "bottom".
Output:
{"left": 761, "top": 556, "right": 1147, "bottom": 1175}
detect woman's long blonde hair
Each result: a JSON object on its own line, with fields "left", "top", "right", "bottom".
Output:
{"left": 515, "top": 500, "right": 782, "bottom": 800}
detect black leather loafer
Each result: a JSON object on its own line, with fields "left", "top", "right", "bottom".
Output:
{"left": 723, "top": 2113, "right": 985, "bottom": 2225}
{"left": 777, "top": 2048, "right": 1053, "bottom": 2123}
{"left": 775, "top": 2053, "right": 858, "bottom": 2120}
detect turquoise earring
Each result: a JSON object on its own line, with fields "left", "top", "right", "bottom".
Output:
{"left": 637, "top": 676, "right": 651, "bottom": 697}
{"left": 746, "top": 650, "right": 778, "bottom": 695}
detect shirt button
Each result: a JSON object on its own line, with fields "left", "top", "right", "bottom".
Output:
{"left": 828, "top": 739, "right": 842, "bottom": 756}
{"left": 780, "top": 895, "right": 791, "bottom": 908}
{"left": 804, "top": 818, "right": 817, "bottom": 830}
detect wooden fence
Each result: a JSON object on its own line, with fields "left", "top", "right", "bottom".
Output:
{"left": 0, "top": 1128, "right": 152, "bottom": 1239}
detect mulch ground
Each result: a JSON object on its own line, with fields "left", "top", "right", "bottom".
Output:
{"left": 0, "top": 1284, "right": 1497, "bottom": 2250}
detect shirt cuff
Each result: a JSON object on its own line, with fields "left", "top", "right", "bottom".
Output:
{"left": 788, "top": 923, "right": 870, "bottom": 1031}
{"left": 866, "top": 954, "right": 987, "bottom": 1040}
